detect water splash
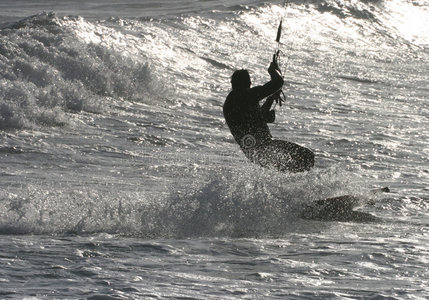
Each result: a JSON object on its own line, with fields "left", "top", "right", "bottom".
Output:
{"left": 0, "top": 164, "right": 360, "bottom": 237}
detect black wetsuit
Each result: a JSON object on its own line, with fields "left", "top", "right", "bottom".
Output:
{"left": 223, "top": 67, "right": 314, "bottom": 173}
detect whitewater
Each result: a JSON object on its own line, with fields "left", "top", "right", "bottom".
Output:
{"left": 0, "top": 0, "right": 428, "bottom": 298}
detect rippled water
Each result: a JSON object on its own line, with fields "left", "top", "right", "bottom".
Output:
{"left": 0, "top": 0, "right": 428, "bottom": 298}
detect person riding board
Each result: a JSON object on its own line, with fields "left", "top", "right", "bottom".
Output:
{"left": 223, "top": 55, "right": 314, "bottom": 173}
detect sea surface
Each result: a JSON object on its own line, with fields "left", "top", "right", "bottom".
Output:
{"left": 1, "top": 0, "right": 428, "bottom": 299}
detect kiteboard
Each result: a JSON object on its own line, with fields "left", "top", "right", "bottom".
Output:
{"left": 300, "top": 187, "right": 389, "bottom": 222}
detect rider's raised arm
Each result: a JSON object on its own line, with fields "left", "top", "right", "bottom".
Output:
{"left": 250, "top": 61, "right": 284, "bottom": 102}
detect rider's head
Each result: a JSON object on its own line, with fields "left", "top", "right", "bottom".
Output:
{"left": 231, "top": 69, "right": 251, "bottom": 90}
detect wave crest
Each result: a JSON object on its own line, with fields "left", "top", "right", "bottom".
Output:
{"left": 0, "top": 13, "right": 159, "bottom": 129}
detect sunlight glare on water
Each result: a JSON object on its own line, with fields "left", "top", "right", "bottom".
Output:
{"left": 0, "top": 0, "right": 428, "bottom": 298}
{"left": 383, "top": 0, "right": 429, "bottom": 45}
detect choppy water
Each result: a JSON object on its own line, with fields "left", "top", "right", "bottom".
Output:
{"left": 0, "top": 0, "right": 428, "bottom": 298}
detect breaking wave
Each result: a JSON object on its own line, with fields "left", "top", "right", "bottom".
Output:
{"left": 0, "top": 13, "right": 159, "bottom": 129}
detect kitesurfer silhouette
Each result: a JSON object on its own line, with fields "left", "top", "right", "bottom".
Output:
{"left": 223, "top": 55, "right": 314, "bottom": 173}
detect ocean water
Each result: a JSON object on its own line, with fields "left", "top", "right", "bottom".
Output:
{"left": 0, "top": 0, "right": 428, "bottom": 298}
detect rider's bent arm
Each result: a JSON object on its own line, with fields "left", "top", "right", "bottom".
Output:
{"left": 250, "top": 63, "right": 284, "bottom": 103}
